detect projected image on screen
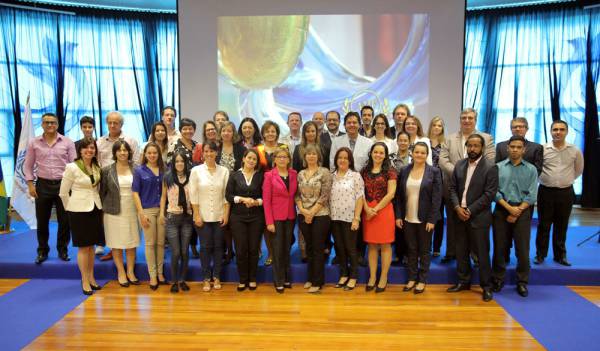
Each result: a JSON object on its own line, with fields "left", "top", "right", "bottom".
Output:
{"left": 217, "top": 14, "right": 429, "bottom": 132}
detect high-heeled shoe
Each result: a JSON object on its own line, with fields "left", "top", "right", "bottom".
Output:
{"left": 344, "top": 279, "right": 357, "bottom": 291}
{"left": 90, "top": 283, "right": 102, "bottom": 291}
{"left": 149, "top": 280, "right": 159, "bottom": 291}
{"left": 403, "top": 281, "right": 416, "bottom": 292}
{"left": 81, "top": 281, "right": 93, "bottom": 296}
{"left": 127, "top": 276, "right": 140, "bottom": 285}
{"left": 119, "top": 280, "right": 130, "bottom": 288}
{"left": 335, "top": 277, "right": 349, "bottom": 288}
{"left": 365, "top": 284, "right": 375, "bottom": 292}
{"left": 375, "top": 284, "right": 387, "bottom": 293}
{"left": 170, "top": 283, "right": 179, "bottom": 293}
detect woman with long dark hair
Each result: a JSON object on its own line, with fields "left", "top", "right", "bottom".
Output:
{"left": 361, "top": 142, "right": 397, "bottom": 293}
{"left": 226, "top": 149, "right": 265, "bottom": 291}
{"left": 161, "top": 151, "right": 194, "bottom": 293}
{"left": 238, "top": 117, "right": 262, "bottom": 149}
{"left": 59, "top": 137, "right": 104, "bottom": 295}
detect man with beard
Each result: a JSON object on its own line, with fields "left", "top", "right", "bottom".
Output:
{"left": 447, "top": 134, "right": 498, "bottom": 302}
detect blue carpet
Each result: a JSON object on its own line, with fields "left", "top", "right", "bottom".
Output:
{"left": 496, "top": 286, "right": 600, "bottom": 351}
{"left": 1, "top": 221, "right": 599, "bottom": 285}
{"left": 0, "top": 279, "right": 106, "bottom": 351}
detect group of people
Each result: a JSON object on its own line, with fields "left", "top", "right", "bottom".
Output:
{"left": 23, "top": 104, "right": 583, "bottom": 301}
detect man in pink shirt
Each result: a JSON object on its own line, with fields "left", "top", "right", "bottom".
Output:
{"left": 24, "top": 113, "right": 76, "bottom": 264}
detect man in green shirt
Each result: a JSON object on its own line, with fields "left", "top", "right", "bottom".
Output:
{"left": 492, "top": 136, "right": 538, "bottom": 297}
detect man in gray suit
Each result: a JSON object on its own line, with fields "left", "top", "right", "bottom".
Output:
{"left": 447, "top": 134, "right": 498, "bottom": 302}
{"left": 439, "top": 108, "right": 495, "bottom": 263}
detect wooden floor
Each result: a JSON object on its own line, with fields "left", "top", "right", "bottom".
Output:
{"left": 0, "top": 279, "right": 27, "bottom": 297}
{"left": 22, "top": 281, "right": 544, "bottom": 351}
{"left": 570, "top": 286, "right": 600, "bottom": 307}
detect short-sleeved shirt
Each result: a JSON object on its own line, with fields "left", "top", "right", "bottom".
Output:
{"left": 296, "top": 167, "right": 332, "bottom": 217}
{"left": 132, "top": 165, "right": 163, "bottom": 208}
{"left": 362, "top": 169, "right": 397, "bottom": 203}
{"left": 330, "top": 170, "right": 364, "bottom": 222}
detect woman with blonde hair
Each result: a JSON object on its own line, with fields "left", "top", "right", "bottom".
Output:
{"left": 427, "top": 116, "right": 447, "bottom": 257}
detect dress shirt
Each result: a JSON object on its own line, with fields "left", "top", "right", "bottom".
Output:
{"left": 327, "top": 130, "right": 344, "bottom": 139}
{"left": 281, "top": 133, "right": 302, "bottom": 154}
{"left": 495, "top": 159, "right": 538, "bottom": 205}
{"left": 539, "top": 142, "right": 584, "bottom": 188}
{"left": 24, "top": 133, "right": 76, "bottom": 181}
{"left": 97, "top": 132, "right": 140, "bottom": 168}
{"left": 330, "top": 170, "right": 364, "bottom": 222}
{"left": 189, "top": 164, "right": 229, "bottom": 222}
{"left": 461, "top": 156, "right": 482, "bottom": 208}
{"left": 295, "top": 167, "right": 332, "bottom": 217}
{"left": 132, "top": 165, "right": 163, "bottom": 208}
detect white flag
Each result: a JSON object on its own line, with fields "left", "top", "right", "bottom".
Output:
{"left": 11, "top": 94, "right": 37, "bottom": 229}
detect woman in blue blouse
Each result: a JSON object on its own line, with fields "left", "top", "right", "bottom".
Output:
{"left": 132, "top": 142, "right": 165, "bottom": 290}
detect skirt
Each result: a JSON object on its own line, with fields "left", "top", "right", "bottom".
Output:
{"left": 68, "top": 206, "right": 105, "bottom": 247}
{"left": 362, "top": 200, "right": 395, "bottom": 244}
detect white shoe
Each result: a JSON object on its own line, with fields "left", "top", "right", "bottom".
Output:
{"left": 95, "top": 246, "right": 105, "bottom": 255}
{"left": 303, "top": 282, "right": 312, "bottom": 289}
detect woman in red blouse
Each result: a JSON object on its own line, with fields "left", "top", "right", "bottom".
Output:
{"left": 361, "top": 142, "right": 397, "bottom": 293}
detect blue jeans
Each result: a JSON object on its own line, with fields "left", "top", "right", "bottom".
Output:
{"left": 166, "top": 213, "right": 193, "bottom": 282}
{"left": 198, "top": 222, "right": 224, "bottom": 281}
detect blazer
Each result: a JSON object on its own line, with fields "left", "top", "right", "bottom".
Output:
{"left": 262, "top": 167, "right": 298, "bottom": 225}
{"left": 226, "top": 170, "right": 265, "bottom": 220}
{"left": 395, "top": 164, "right": 443, "bottom": 224}
{"left": 495, "top": 139, "right": 543, "bottom": 175}
{"left": 320, "top": 130, "right": 344, "bottom": 152}
{"left": 59, "top": 163, "right": 103, "bottom": 212}
{"left": 448, "top": 157, "right": 499, "bottom": 228}
{"left": 329, "top": 134, "right": 373, "bottom": 172}
{"left": 217, "top": 142, "right": 246, "bottom": 172}
{"left": 439, "top": 130, "right": 495, "bottom": 177}
{"left": 99, "top": 162, "right": 134, "bottom": 215}
{"left": 292, "top": 143, "right": 330, "bottom": 172}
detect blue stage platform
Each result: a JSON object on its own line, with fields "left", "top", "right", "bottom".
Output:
{"left": 1, "top": 220, "right": 599, "bottom": 285}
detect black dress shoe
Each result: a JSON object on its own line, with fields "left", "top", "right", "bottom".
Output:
{"left": 170, "top": 283, "right": 179, "bottom": 293}
{"left": 554, "top": 258, "right": 572, "bottom": 266}
{"left": 447, "top": 283, "right": 471, "bottom": 292}
{"left": 179, "top": 281, "right": 190, "bottom": 291}
{"left": 516, "top": 284, "right": 529, "bottom": 297}
{"left": 441, "top": 255, "right": 456, "bottom": 264}
{"left": 482, "top": 288, "right": 493, "bottom": 302}
{"left": 35, "top": 254, "right": 48, "bottom": 265}
{"left": 534, "top": 256, "right": 544, "bottom": 265}
{"left": 81, "top": 281, "right": 93, "bottom": 296}
{"left": 58, "top": 252, "right": 71, "bottom": 261}
{"left": 491, "top": 280, "right": 504, "bottom": 293}
{"left": 150, "top": 283, "right": 159, "bottom": 291}
{"left": 237, "top": 284, "right": 247, "bottom": 292}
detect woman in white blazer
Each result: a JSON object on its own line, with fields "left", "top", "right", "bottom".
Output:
{"left": 59, "top": 137, "right": 104, "bottom": 295}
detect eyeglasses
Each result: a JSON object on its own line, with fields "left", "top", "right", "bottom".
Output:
{"left": 42, "top": 120, "right": 58, "bottom": 125}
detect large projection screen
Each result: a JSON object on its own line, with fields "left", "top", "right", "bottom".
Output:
{"left": 178, "top": 0, "right": 465, "bottom": 133}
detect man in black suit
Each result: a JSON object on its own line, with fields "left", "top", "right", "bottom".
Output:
{"left": 447, "top": 134, "right": 498, "bottom": 302}
{"left": 495, "top": 117, "right": 543, "bottom": 175}
{"left": 321, "top": 110, "right": 345, "bottom": 151}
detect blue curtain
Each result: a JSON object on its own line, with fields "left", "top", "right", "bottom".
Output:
{"left": 0, "top": 6, "right": 178, "bottom": 194}
{"left": 464, "top": 4, "right": 600, "bottom": 201}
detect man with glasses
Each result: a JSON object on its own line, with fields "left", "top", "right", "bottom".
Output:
{"left": 495, "top": 117, "right": 543, "bottom": 175}
{"left": 439, "top": 108, "right": 495, "bottom": 264}
{"left": 24, "top": 113, "right": 76, "bottom": 264}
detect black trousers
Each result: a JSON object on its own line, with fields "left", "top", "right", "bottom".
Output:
{"left": 231, "top": 216, "right": 264, "bottom": 284}
{"left": 272, "top": 220, "right": 294, "bottom": 287}
{"left": 444, "top": 196, "right": 457, "bottom": 257}
{"left": 455, "top": 214, "right": 492, "bottom": 288}
{"left": 404, "top": 222, "right": 433, "bottom": 283}
{"left": 536, "top": 185, "right": 574, "bottom": 260}
{"left": 331, "top": 220, "right": 359, "bottom": 279}
{"left": 432, "top": 202, "right": 445, "bottom": 253}
{"left": 492, "top": 207, "right": 531, "bottom": 284}
{"left": 393, "top": 227, "right": 407, "bottom": 261}
{"left": 298, "top": 215, "right": 330, "bottom": 287}
{"left": 35, "top": 178, "right": 70, "bottom": 255}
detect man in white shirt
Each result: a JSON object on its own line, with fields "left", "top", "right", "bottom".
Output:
{"left": 534, "top": 120, "right": 584, "bottom": 266}
{"left": 280, "top": 112, "right": 303, "bottom": 153}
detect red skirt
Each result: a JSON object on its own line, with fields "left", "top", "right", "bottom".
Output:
{"left": 362, "top": 200, "right": 395, "bottom": 244}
